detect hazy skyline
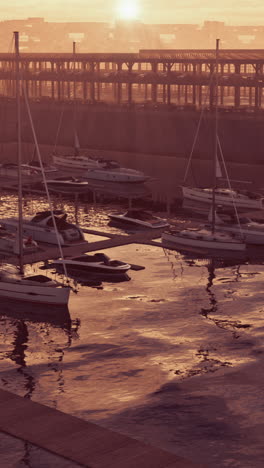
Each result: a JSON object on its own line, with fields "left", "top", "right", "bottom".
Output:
{"left": 0, "top": 0, "right": 263, "bottom": 25}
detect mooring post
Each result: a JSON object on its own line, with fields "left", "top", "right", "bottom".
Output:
{"left": 74, "top": 193, "right": 79, "bottom": 224}
{"left": 166, "top": 194, "right": 171, "bottom": 216}
{"left": 93, "top": 190, "right": 97, "bottom": 206}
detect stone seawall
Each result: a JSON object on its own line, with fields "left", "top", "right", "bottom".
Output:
{"left": 0, "top": 101, "right": 264, "bottom": 200}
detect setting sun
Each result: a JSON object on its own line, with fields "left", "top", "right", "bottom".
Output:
{"left": 116, "top": 1, "right": 140, "bottom": 20}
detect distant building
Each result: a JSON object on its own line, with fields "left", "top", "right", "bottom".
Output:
{"left": 0, "top": 18, "right": 264, "bottom": 52}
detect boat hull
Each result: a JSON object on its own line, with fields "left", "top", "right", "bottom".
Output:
{"left": 53, "top": 155, "right": 99, "bottom": 171}
{"left": 54, "top": 259, "right": 131, "bottom": 275}
{"left": 108, "top": 214, "right": 169, "bottom": 229}
{"left": 212, "top": 224, "right": 264, "bottom": 245}
{"left": 1, "top": 219, "right": 85, "bottom": 246}
{"left": 46, "top": 181, "right": 90, "bottom": 194}
{"left": 162, "top": 230, "right": 246, "bottom": 251}
{"left": 85, "top": 170, "right": 147, "bottom": 183}
{"left": 0, "top": 282, "right": 70, "bottom": 305}
{"left": 182, "top": 186, "right": 264, "bottom": 210}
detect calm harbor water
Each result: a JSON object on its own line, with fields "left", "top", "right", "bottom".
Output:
{"left": 1, "top": 191, "right": 264, "bottom": 467}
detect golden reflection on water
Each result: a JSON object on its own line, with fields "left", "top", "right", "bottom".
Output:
{"left": 2, "top": 192, "right": 264, "bottom": 466}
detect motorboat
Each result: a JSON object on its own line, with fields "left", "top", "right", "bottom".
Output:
{"left": 23, "top": 160, "right": 58, "bottom": 174}
{"left": 162, "top": 227, "right": 246, "bottom": 251}
{"left": 208, "top": 209, "right": 264, "bottom": 245}
{"left": 53, "top": 153, "right": 106, "bottom": 171}
{"left": 109, "top": 209, "right": 169, "bottom": 229}
{"left": 53, "top": 252, "right": 131, "bottom": 275}
{"left": 44, "top": 177, "right": 90, "bottom": 193}
{"left": 53, "top": 153, "right": 148, "bottom": 182}
{"left": 1, "top": 210, "right": 86, "bottom": 246}
{"left": 181, "top": 186, "right": 264, "bottom": 211}
{"left": 0, "top": 225, "right": 38, "bottom": 254}
{"left": 84, "top": 160, "right": 149, "bottom": 183}
{"left": 0, "top": 264, "right": 70, "bottom": 305}
{"left": 0, "top": 163, "right": 40, "bottom": 181}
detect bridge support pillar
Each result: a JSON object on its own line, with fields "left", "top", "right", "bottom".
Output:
{"left": 167, "top": 84, "right": 171, "bottom": 104}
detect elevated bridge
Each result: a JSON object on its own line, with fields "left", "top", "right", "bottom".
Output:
{"left": 0, "top": 49, "right": 264, "bottom": 110}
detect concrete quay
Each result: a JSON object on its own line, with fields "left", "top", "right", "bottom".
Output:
{"left": 0, "top": 388, "right": 206, "bottom": 468}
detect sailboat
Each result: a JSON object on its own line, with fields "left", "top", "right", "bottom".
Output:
{"left": 0, "top": 32, "right": 70, "bottom": 306}
{"left": 207, "top": 207, "right": 264, "bottom": 245}
{"left": 162, "top": 39, "right": 246, "bottom": 253}
{"left": 181, "top": 66, "right": 264, "bottom": 212}
{"left": 181, "top": 185, "right": 264, "bottom": 211}
{"left": 52, "top": 43, "right": 148, "bottom": 183}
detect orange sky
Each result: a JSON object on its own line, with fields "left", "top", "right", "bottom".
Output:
{"left": 0, "top": 0, "right": 263, "bottom": 25}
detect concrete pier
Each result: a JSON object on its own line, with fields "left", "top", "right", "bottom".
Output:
{"left": 0, "top": 388, "right": 206, "bottom": 467}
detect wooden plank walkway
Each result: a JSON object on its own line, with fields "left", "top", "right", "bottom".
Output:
{"left": 0, "top": 388, "right": 206, "bottom": 468}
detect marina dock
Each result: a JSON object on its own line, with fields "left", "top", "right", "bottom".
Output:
{"left": 1, "top": 228, "right": 166, "bottom": 265}
{"left": 0, "top": 388, "right": 206, "bottom": 467}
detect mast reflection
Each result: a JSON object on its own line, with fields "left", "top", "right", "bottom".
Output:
{"left": 0, "top": 306, "right": 80, "bottom": 466}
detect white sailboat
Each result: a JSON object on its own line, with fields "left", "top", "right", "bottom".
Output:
{"left": 52, "top": 42, "right": 148, "bottom": 184}
{"left": 207, "top": 208, "right": 264, "bottom": 245}
{"left": 162, "top": 40, "right": 246, "bottom": 253}
{"left": 181, "top": 59, "right": 264, "bottom": 212}
{"left": 182, "top": 186, "right": 264, "bottom": 211}
{"left": 0, "top": 32, "right": 70, "bottom": 306}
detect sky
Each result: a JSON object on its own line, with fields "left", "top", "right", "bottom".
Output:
{"left": 0, "top": 0, "right": 263, "bottom": 25}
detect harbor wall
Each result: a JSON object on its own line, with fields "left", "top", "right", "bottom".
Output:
{"left": 0, "top": 101, "right": 264, "bottom": 199}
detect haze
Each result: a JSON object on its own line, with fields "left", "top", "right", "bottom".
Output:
{"left": 1, "top": 0, "right": 264, "bottom": 25}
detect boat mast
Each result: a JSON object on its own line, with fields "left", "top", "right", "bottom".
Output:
{"left": 14, "top": 31, "right": 24, "bottom": 274}
{"left": 73, "top": 41, "right": 79, "bottom": 157}
{"left": 212, "top": 38, "right": 220, "bottom": 234}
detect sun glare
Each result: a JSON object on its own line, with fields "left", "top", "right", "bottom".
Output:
{"left": 117, "top": 1, "right": 140, "bottom": 20}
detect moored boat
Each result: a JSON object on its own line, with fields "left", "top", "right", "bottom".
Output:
{"left": 0, "top": 265, "right": 70, "bottom": 305}
{"left": 0, "top": 225, "right": 38, "bottom": 254}
{"left": 182, "top": 186, "right": 264, "bottom": 211}
{"left": 0, "top": 163, "right": 40, "bottom": 181}
{"left": 84, "top": 161, "right": 149, "bottom": 183}
{"left": 45, "top": 177, "right": 90, "bottom": 193}
{"left": 208, "top": 209, "right": 264, "bottom": 245}
{"left": 1, "top": 210, "right": 86, "bottom": 246}
{"left": 0, "top": 31, "right": 71, "bottom": 307}
{"left": 23, "top": 160, "right": 58, "bottom": 174}
{"left": 53, "top": 153, "right": 105, "bottom": 171}
{"left": 164, "top": 40, "right": 246, "bottom": 254}
{"left": 53, "top": 252, "right": 131, "bottom": 275}
{"left": 109, "top": 209, "right": 169, "bottom": 229}
{"left": 162, "top": 227, "right": 246, "bottom": 251}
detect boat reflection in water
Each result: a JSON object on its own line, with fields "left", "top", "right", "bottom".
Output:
{"left": 162, "top": 234, "right": 249, "bottom": 263}
{"left": 0, "top": 302, "right": 80, "bottom": 464}
{"left": 0, "top": 296, "right": 71, "bottom": 324}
